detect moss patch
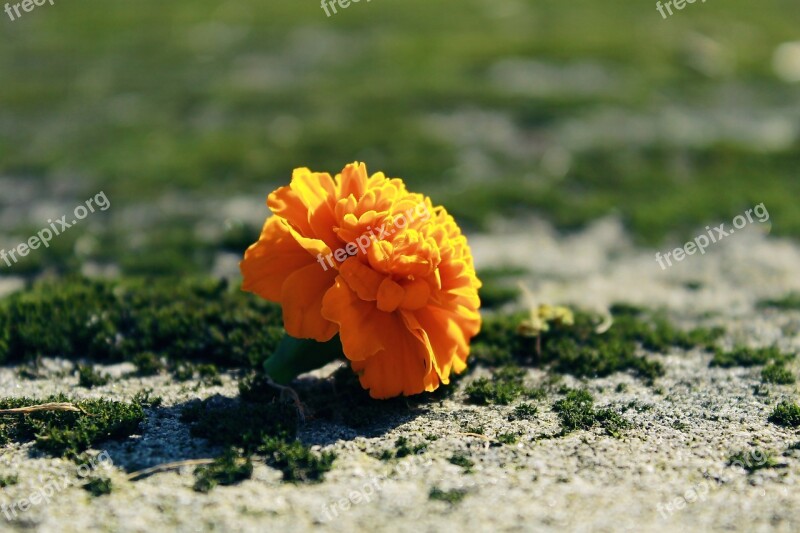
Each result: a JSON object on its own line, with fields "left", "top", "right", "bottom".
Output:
{"left": 181, "top": 393, "right": 334, "bottom": 485}
{"left": 77, "top": 365, "right": 111, "bottom": 388}
{"left": 757, "top": 293, "right": 800, "bottom": 311}
{"left": 509, "top": 402, "right": 539, "bottom": 421}
{"left": 553, "top": 389, "right": 630, "bottom": 437}
{"left": 83, "top": 477, "right": 113, "bottom": 497}
{"left": 0, "top": 277, "right": 284, "bottom": 370}
{"left": 472, "top": 306, "right": 722, "bottom": 383}
{"left": 258, "top": 436, "right": 335, "bottom": 483}
{"left": 194, "top": 449, "right": 254, "bottom": 493}
{"left": 711, "top": 346, "right": 795, "bottom": 368}
{"left": 761, "top": 364, "right": 795, "bottom": 385}
{"left": 465, "top": 366, "right": 529, "bottom": 406}
{"left": 429, "top": 487, "right": 468, "bottom": 504}
{"left": 728, "top": 449, "right": 778, "bottom": 473}
{"left": 477, "top": 267, "right": 527, "bottom": 309}
{"left": 448, "top": 453, "right": 474, "bottom": 473}
{"left": 769, "top": 401, "right": 800, "bottom": 428}
{"left": 0, "top": 395, "right": 146, "bottom": 459}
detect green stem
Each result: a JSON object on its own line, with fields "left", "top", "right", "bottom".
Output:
{"left": 263, "top": 334, "right": 344, "bottom": 384}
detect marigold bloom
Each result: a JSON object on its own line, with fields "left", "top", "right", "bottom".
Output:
{"left": 240, "top": 163, "right": 481, "bottom": 399}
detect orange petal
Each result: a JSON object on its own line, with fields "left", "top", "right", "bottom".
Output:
{"left": 376, "top": 278, "right": 404, "bottom": 312}
{"left": 413, "top": 302, "right": 481, "bottom": 383}
{"left": 337, "top": 162, "right": 368, "bottom": 200}
{"left": 240, "top": 217, "right": 315, "bottom": 302}
{"left": 350, "top": 313, "right": 436, "bottom": 399}
{"left": 400, "top": 278, "right": 431, "bottom": 310}
{"left": 338, "top": 257, "right": 384, "bottom": 301}
{"left": 280, "top": 262, "right": 338, "bottom": 342}
{"left": 321, "top": 276, "right": 390, "bottom": 360}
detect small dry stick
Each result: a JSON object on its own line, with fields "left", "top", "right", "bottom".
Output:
{"left": 263, "top": 376, "right": 307, "bottom": 423}
{"left": 0, "top": 403, "right": 87, "bottom": 415}
{"left": 126, "top": 459, "right": 218, "bottom": 481}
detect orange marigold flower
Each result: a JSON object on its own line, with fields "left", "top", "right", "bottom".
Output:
{"left": 240, "top": 162, "right": 482, "bottom": 399}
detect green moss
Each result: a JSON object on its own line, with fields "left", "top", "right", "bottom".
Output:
{"left": 465, "top": 369, "right": 526, "bottom": 406}
{"left": 509, "top": 402, "right": 538, "bottom": 421}
{"left": 553, "top": 389, "right": 630, "bottom": 437}
{"left": 472, "top": 307, "right": 721, "bottom": 384}
{"left": 497, "top": 433, "right": 519, "bottom": 445}
{"left": 761, "top": 365, "right": 795, "bottom": 385}
{"left": 769, "top": 401, "right": 800, "bottom": 428}
{"left": 757, "top": 293, "right": 800, "bottom": 311}
{"left": 711, "top": 346, "right": 795, "bottom": 368}
{"left": 429, "top": 487, "right": 468, "bottom": 504}
{"left": 393, "top": 436, "right": 427, "bottom": 459}
{"left": 0, "top": 277, "right": 284, "bottom": 369}
{"left": 181, "top": 391, "right": 334, "bottom": 485}
{"left": 181, "top": 397, "right": 298, "bottom": 452}
{"left": 83, "top": 477, "right": 113, "bottom": 497}
{"left": 448, "top": 454, "right": 474, "bottom": 473}
{"left": 301, "top": 365, "right": 415, "bottom": 428}
{"left": 132, "top": 352, "right": 165, "bottom": 377}
{"left": 258, "top": 436, "right": 335, "bottom": 483}
{"left": 477, "top": 266, "right": 526, "bottom": 309}
{"left": 0, "top": 395, "right": 145, "bottom": 459}
{"left": 728, "top": 449, "right": 778, "bottom": 473}
{"left": 173, "top": 362, "right": 222, "bottom": 386}
{"left": 194, "top": 449, "right": 253, "bottom": 493}
{"left": 77, "top": 365, "right": 110, "bottom": 388}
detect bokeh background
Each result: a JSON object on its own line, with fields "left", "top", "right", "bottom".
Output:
{"left": 1, "top": 0, "right": 799, "bottom": 279}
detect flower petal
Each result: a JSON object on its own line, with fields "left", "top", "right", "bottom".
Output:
{"left": 280, "top": 263, "right": 338, "bottom": 342}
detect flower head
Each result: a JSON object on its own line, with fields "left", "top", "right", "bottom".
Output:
{"left": 241, "top": 162, "right": 481, "bottom": 399}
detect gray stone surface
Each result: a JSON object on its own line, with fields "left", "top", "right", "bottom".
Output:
{"left": 1, "top": 218, "right": 799, "bottom": 532}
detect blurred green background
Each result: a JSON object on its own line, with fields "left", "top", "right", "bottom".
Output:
{"left": 1, "top": 0, "right": 799, "bottom": 277}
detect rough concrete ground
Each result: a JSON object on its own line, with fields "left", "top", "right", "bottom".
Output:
{"left": 1, "top": 217, "right": 799, "bottom": 532}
